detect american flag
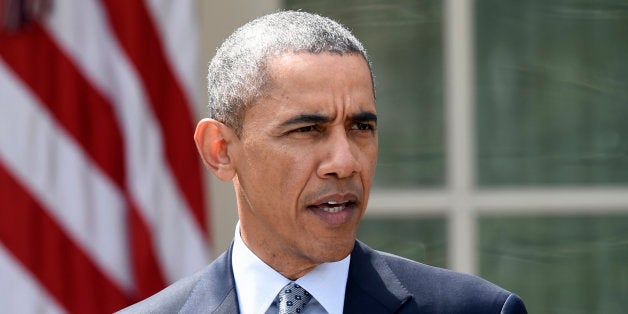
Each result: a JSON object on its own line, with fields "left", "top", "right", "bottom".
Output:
{"left": 0, "top": 0, "right": 211, "bottom": 312}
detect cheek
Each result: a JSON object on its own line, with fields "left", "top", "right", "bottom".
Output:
{"left": 363, "top": 142, "right": 378, "bottom": 173}
{"left": 276, "top": 152, "right": 314, "bottom": 193}
{"left": 248, "top": 144, "right": 312, "bottom": 197}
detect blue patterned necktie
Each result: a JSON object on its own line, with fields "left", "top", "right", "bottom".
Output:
{"left": 276, "top": 282, "right": 312, "bottom": 314}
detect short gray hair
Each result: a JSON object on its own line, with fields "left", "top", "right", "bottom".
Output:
{"left": 207, "top": 10, "right": 373, "bottom": 135}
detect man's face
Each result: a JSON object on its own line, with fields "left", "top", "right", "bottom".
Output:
{"left": 232, "top": 52, "right": 377, "bottom": 277}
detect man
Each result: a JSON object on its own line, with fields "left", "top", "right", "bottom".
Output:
{"left": 119, "top": 11, "right": 527, "bottom": 314}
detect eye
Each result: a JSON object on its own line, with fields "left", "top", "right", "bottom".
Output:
{"left": 293, "top": 125, "right": 316, "bottom": 133}
{"left": 351, "top": 122, "right": 375, "bottom": 131}
{"left": 285, "top": 125, "right": 322, "bottom": 136}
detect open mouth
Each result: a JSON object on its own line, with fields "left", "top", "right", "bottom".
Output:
{"left": 309, "top": 201, "right": 356, "bottom": 213}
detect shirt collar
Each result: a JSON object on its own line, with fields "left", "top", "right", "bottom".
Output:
{"left": 295, "top": 255, "right": 350, "bottom": 314}
{"left": 231, "top": 221, "right": 350, "bottom": 314}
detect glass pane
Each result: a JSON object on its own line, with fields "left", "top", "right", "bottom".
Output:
{"left": 479, "top": 215, "right": 628, "bottom": 313}
{"left": 475, "top": 0, "right": 628, "bottom": 186}
{"left": 357, "top": 216, "right": 446, "bottom": 267}
{"left": 284, "top": 0, "right": 445, "bottom": 187}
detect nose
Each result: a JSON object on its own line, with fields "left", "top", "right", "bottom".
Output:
{"left": 317, "top": 130, "right": 362, "bottom": 179}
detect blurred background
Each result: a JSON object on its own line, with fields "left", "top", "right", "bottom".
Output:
{"left": 1, "top": 0, "right": 627, "bottom": 313}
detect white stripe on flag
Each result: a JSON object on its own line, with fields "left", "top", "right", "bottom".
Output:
{"left": 44, "top": 0, "right": 209, "bottom": 282}
{"left": 0, "top": 60, "right": 133, "bottom": 293}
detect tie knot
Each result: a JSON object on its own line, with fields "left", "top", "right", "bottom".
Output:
{"left": 276, "top": 282, "right": 312, "bottom": 314}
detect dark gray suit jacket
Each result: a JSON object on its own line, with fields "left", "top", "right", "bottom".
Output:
{"left": 118, "top": 241, "right": 527, "bottom": 313}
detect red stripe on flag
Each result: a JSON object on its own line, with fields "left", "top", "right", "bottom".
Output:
{"left": 0, "top": 21, "right": 167, "bottom": 299}
{"left": 0, "top": 163, "right": 129, "bottom": 313}
{"left": 128, "top": 202, "right": 169, "bottom": 299}
{"left": 100, "top": 0, "right": 208, "bottom": 234}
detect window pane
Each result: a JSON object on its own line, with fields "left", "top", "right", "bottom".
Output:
{"left": 475, "top": 0, "right": 628, "bottom": 186}
{"left": 357, "top": 217, "right": 446, "bottom": 267}
{"left": 479, "top": 215, "right": 628, "bottom": 313}
{"left": 284, "top": 0, "right": 445, "bottom": 187}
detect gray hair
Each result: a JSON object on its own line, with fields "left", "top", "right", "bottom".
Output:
{"left": 207, "top": 10, "right": 373, "bottom": 135}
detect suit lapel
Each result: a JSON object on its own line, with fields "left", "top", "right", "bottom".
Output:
{"left": 344, "top": 241, "right": 412, "bottom": 313}
{"left": 176, "top": 241, "right": 412, "bottom": 313}
{"left": 180, "top": 243, "right": 240, "bottom": 313}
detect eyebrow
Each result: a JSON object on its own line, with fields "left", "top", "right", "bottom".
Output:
{"left": 352, "top": 111, "right": 378, "bottom": 124}
{"left": 279, "top": 114, "right": 331, "bottom": 127}
{"left": 279, "top": 111, "right": 378, "bottom": 127}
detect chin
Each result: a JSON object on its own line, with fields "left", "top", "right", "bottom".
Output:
{"left": 313, "top": 237, "right": 355, "bottom": 262}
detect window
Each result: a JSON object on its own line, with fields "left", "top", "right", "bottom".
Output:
{"left": 284, "top": 0, "right": 628, "bottom": 312}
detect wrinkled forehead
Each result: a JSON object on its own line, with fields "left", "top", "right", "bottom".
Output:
{"left": 261, "top": 51, "right": 375, "bottom": 99}
{"left": 252, "top": 53, "right": 374, "bottom": 115}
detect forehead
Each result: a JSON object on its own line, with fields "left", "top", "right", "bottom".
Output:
{"left": 265, "top": 52, "right": 373, "bottom": 91}
{"left": 259, "top": 52, "right": 375, "bottom": 112}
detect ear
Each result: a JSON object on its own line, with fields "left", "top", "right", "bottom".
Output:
{"left": 194, "top": 118, "right": 237, "bottom": 181}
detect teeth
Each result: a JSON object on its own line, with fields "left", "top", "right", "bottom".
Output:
{"left": 315, "top": 201, "right": 352, "bottom": 213}
{"left": 323, "top": 205, "right": 344, "bottom": 213}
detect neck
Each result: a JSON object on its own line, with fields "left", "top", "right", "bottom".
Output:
{"left": 239, "top": 224, "right": 319, "bottom": 280}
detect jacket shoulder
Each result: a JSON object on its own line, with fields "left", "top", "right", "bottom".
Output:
{"left": 116, "top": 267, "right": 207, "bottom": 314}
{"left": 353, "top": 241, "right": 527, "bottom": 313}
{"left": 116, "top": 249, "right": 236, "bottom": 314}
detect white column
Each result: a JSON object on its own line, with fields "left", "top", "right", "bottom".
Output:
{"left": 444, "top": 0, "right": 477, "bottom": 274}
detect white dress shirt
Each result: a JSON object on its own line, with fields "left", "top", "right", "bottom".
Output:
{"left": 232, "top": 222, "right": 350, "bottom": 314}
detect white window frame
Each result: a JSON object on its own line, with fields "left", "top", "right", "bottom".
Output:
{"left": 367, "top": 0, "right": 628, "bottom": 275}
